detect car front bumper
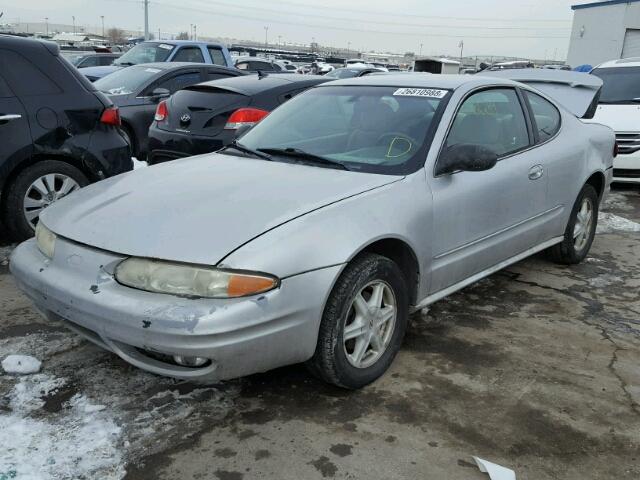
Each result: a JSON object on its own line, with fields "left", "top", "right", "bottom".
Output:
{"left": 613, "top": 152, "right": 640, "bottom": 184}
{"left": 10, "top": 238, "right": 341, "bottom": 382}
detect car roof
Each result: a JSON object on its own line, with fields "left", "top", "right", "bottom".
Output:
{"left": 322, "top": 73, "right": 516, "bottom": 90}
{"left": 193, "top": 73, "right": 327, "bottom": 95}
{"left": 595, "top": 57, "right": 640, "bottom": 68}
{"left": 0, "top": 34, "right": 59, "bottom": 55}
{"left": 141, "top": 40, "right": 226, "bottom": 47}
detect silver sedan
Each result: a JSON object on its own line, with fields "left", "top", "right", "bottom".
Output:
{"left": 10, "top": 72, "right": 614, "bottom": 388}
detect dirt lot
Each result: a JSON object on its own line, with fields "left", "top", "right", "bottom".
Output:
{"left": 1, "top": 187, "right": 640, "bottom": 480}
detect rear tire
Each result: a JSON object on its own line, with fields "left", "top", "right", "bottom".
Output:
{"left": 307, "top": 253, "right": 409, "bottom": 389}
{"left": 548, "top": 184, "right": 598, "bottom": 264}
{"left": 3, "top": 160, "right": 88, "bottom": 241}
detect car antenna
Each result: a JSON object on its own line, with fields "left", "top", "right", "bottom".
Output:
{"left": 257, "top": 70, "right": 269, "bottom": 79}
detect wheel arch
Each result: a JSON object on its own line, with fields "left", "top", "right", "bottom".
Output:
{"left": 349, "top": 237, "right": 421, "bottom": 307}
{"left": 585, "top": 170, "right": 606, "bottom": 200}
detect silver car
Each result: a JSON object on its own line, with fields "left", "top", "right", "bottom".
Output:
{"left": 10, "top": 72, "right": 614, "bottom": 388}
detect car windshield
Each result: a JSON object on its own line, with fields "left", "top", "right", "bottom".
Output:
{"left": 115, "top": 42, "right": 174, "bottom": 66}
{"left": 94, "top": 65, "right": 162, "bottom": 95}
{"left": 591, "top": 67, "right": 640, "bottom": 104}
{"left": 239, "top": 85, "right": 450, "bottom": 174}
{"left": 325, "top": 68, "right": 362, "bottom": 79}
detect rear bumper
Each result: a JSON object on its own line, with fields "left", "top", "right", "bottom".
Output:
{"left": 10, "top": 238, "right": 341, "bottom": 381}
{"left": 147, "top": 125, "right": 227, "bottom": 165}
{"left": 85, "top": 126, "right": 133, "bottom": 178}
{"left": 613, "top": 153, "right": 640, "bottom": 184}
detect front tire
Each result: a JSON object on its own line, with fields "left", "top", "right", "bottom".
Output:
{"left": 549, "top": 184, "right": 598, "bottom": 264}
{"left": 3, "top": 160, "right": 88, "bottom": 241}
{"left": 308, "top": 253, "right": 409, "bottom": 389}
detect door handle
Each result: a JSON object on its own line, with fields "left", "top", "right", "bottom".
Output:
{"left": 0, "top": 114, "right": 22, "bottom": 123}
{"left": 528, "top": 164, "right": 544, "bottom": 180}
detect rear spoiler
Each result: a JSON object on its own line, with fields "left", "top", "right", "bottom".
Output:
{"left": 477, "top": 69, "right": 603, "bottom": 119}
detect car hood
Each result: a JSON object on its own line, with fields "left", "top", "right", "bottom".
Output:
{"left": 41, "top": 153, "right": 400, "bottom": 265}
{"left": 78, "top": 65, "right": 124, "bottom": 79}
{"left": 587, "top": 104, "right": 640, "bottom": 132}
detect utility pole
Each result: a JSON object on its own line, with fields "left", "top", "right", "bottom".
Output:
{"left": 158, "top": 28, "right": 160, "bottom": 40}
{"left": 144, "top": 0, "right": 149, "bottom": 40}
{"left": 193, "top": 24, "right": 197, "bottom": 41}
{"left": 419, "top": 43, "right": 423, "bottom": 56}
{"left": 264, "top": 26, "right": 268, "bottom": 48}
{"left": 347, "top": 41, "right": 350, "bottom": 54}
{"left": 458, "top": 40, "right": 464, "bottom": 72}
{"left": 190, "top": 24, "right": 193, "bottom": 40}
{"left": 45, "top": 17, "right": 48, "bottom": 36}
{"left": 100, "top": 15, "right": 104, "bottom": 37}
{"left": 278, "top": 35, "right": 281, "bottom": 48}
{"left": 72, "top": 16, "right": 76, "bottom": 35}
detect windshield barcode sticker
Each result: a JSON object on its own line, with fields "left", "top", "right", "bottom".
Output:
{"left": 393, "top": 88, "right": 448, "bottom": 98}
{"left": 158, "top": 43, "right": 174, "bottom": 50}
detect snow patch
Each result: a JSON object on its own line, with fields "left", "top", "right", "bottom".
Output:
{"left": 597, "top": 212, "right": 640, "bottom": 234}
{"left": 2, "top": 354, "right": 41, "bottom": 374}
{"left": 131, "top": 157, "right": 147, "bottom": 170}
{"left": 0, "top": 374, "right": 124, "bottom": 480}
{"left": 588, "top": 274, "right": 623, "bottom": 288}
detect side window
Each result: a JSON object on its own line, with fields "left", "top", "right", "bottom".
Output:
{"left": 155, "top": 71, "right": 202, "bottom": 93}
{"left": 524, "top": 91, "right": 561, "bottom": 143}
{"left": 0, "top": 74, "right": 14, "bottom": 97}
{"left": 81, "top": 56, "right": 98, "bottom": 67}
{"left": 100, "top": 56, "right": 115, "bottom": 66}
{"left": 251, "top": 61, "right": 274, "bottom": 71}
{"left": 0, "top": 49, "right": 61, "bottom": 96}
{"left": 207, "top": 47, "right": 226, "bottom": 66}
{"left": 206, "top": 71, "right": 234, "bottom": 81}
{"left": 446, "top": 88, "right": 529, "bottom": 157}
{"left": 236, "top": 62, "right": 249, "bottom": 70}
{"left": 172, "top": 47, "right": 205, "bottom": 63}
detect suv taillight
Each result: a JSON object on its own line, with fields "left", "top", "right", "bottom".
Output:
{"left": 100, "top": 106, "right": 121, "bottom": 126}
{"left": 224, "top": 108, "right": 269, "bottom": 130}
{"left": 154, "top": 101, "right": 168, "bottom": 122}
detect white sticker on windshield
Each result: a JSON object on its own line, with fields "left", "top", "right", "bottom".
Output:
{"left": 144, "top": 68, "right": 161, "bottom": 73}
{"left": 158, "top": 43, "right": 174, "bottom": 50}
{"left": 393, "top": 88, "right": 448, "bottom": 98}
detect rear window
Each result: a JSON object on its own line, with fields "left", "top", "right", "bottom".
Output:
{"left": 172, "top": 47, "right": 205, "bottom": 63}
{"left": 524, "top": 91, "right": 561, "bottom": 142}
{"left": 591, "top": 67, "right": 640, "bottom": 104}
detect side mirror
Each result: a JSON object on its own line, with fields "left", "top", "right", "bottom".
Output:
{"left": 150, "top": 88, "right": 170, "bottom": 102}
{"left": 436, "top": 144, "right": 498, "bottom": 176}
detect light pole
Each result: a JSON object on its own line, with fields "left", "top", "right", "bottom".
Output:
{"left": 264, "top": 26, "right": 268, "bottom": 48}
{"left": 100, "top": 15, "right": 104, "bottom": 37}
{"left": 143, "top": 0, "right": 149, "bottom": 40}
{"left": 72, "top": 16, "right": 76, "bottom": 35}
{"left": 347, "top": 41, "right": 350, "bottom": 55}
{"left": 278, "top": 35, "right": 281, "bottom": 48}
{"left": 45, "top": 17, "right": 49, "bottom": 36}
{"left": 458, "top": 40, "right": 464, "bottom": 71}
{"left": 419, "top": 43, "right": 423, "bottom": 56}
{"left": 190, "top": 24, "right": 193, "bottom": 40}
{"left": 193, "top": 24, "right": 197, "bottom": 40}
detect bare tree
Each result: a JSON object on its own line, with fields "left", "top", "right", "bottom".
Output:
{"left": 107, "top": 27, "right": 126, "bottom": 45}
{"left": 176, "top": 31, "right": 189, "bottom": 40}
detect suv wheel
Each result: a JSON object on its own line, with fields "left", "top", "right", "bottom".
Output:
{"left": 308, "top": 253, "right": 408, "bottom": 389}
{"left": 549, "top": 184, "right": 599, "bottom": 264}
{"left": 3, "top": 160, "right": 88, "bottom": 241}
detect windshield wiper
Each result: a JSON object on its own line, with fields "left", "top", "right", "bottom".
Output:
{"left": 115, "top": 61, "right": 135, "bottom": 66}
{"left": 221, "top": 140, "right": 273, "bottom": 161}
{"left": 257, "top": 147, "right": 349, "bottom": 170}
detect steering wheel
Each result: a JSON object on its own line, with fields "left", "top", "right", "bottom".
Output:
{"left": 376, "top": 132, "right": 420, "bottom": 158}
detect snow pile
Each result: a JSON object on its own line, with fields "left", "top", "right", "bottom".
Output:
{"left": 597, "top": 212, "right": 640, "bottom": 234}
{"left": 2, "top": 355, "right": 42, "bottom": 374}
{"left": 0, "top": 374, "right": 125, "bottom": 480}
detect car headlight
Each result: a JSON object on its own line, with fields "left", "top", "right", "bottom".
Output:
{"left": 114, "top": 257, "right": 279, "bottom": 298}
{"left": 35, "top": 222, "right": 56, "bottom": 259}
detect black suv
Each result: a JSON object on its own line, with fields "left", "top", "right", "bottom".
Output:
{"left": 0, "top": 35, "right": 131, "bottom": 241}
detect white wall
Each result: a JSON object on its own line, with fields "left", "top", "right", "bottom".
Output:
{"left": 567, "top": 2, "right": 640, "bottom": 67}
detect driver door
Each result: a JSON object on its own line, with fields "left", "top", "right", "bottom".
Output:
{"left": 428, "top": 87, "right": 548, "bottom": 294}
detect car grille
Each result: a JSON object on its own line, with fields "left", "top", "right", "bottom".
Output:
{"left": 615, "top": 132, "right": 640, "bottom": 154}
{"left": 613, "top": 168, "right": 640, "bottom": 178}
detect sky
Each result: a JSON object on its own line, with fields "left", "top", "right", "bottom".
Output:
{"left": 0, "top": 0, "right": 597, "bottom": 59}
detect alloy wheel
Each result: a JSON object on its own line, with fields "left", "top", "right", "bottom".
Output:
{"left": 343, "top": 280, "right": 397, "bottom": 369}
{"left": 573, "top": 197, "right": 593, "bottom": 252}
{"left": 23, "top": 173, "right": 80, "bottom": 229}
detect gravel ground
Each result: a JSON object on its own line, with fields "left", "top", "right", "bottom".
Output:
{"left": 1, "top": 186, "right": 639, "bottom": 480}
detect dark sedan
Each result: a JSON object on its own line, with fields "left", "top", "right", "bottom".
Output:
{"left": 147, "top": 74, "right": 329, "bottom": 164}
{"left": 93, "top": 62, "right": 244, "bottom": 160}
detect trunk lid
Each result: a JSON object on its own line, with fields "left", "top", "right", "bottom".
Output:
{"left": 161, "top": 86, "right": 249, "bottom": 137}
